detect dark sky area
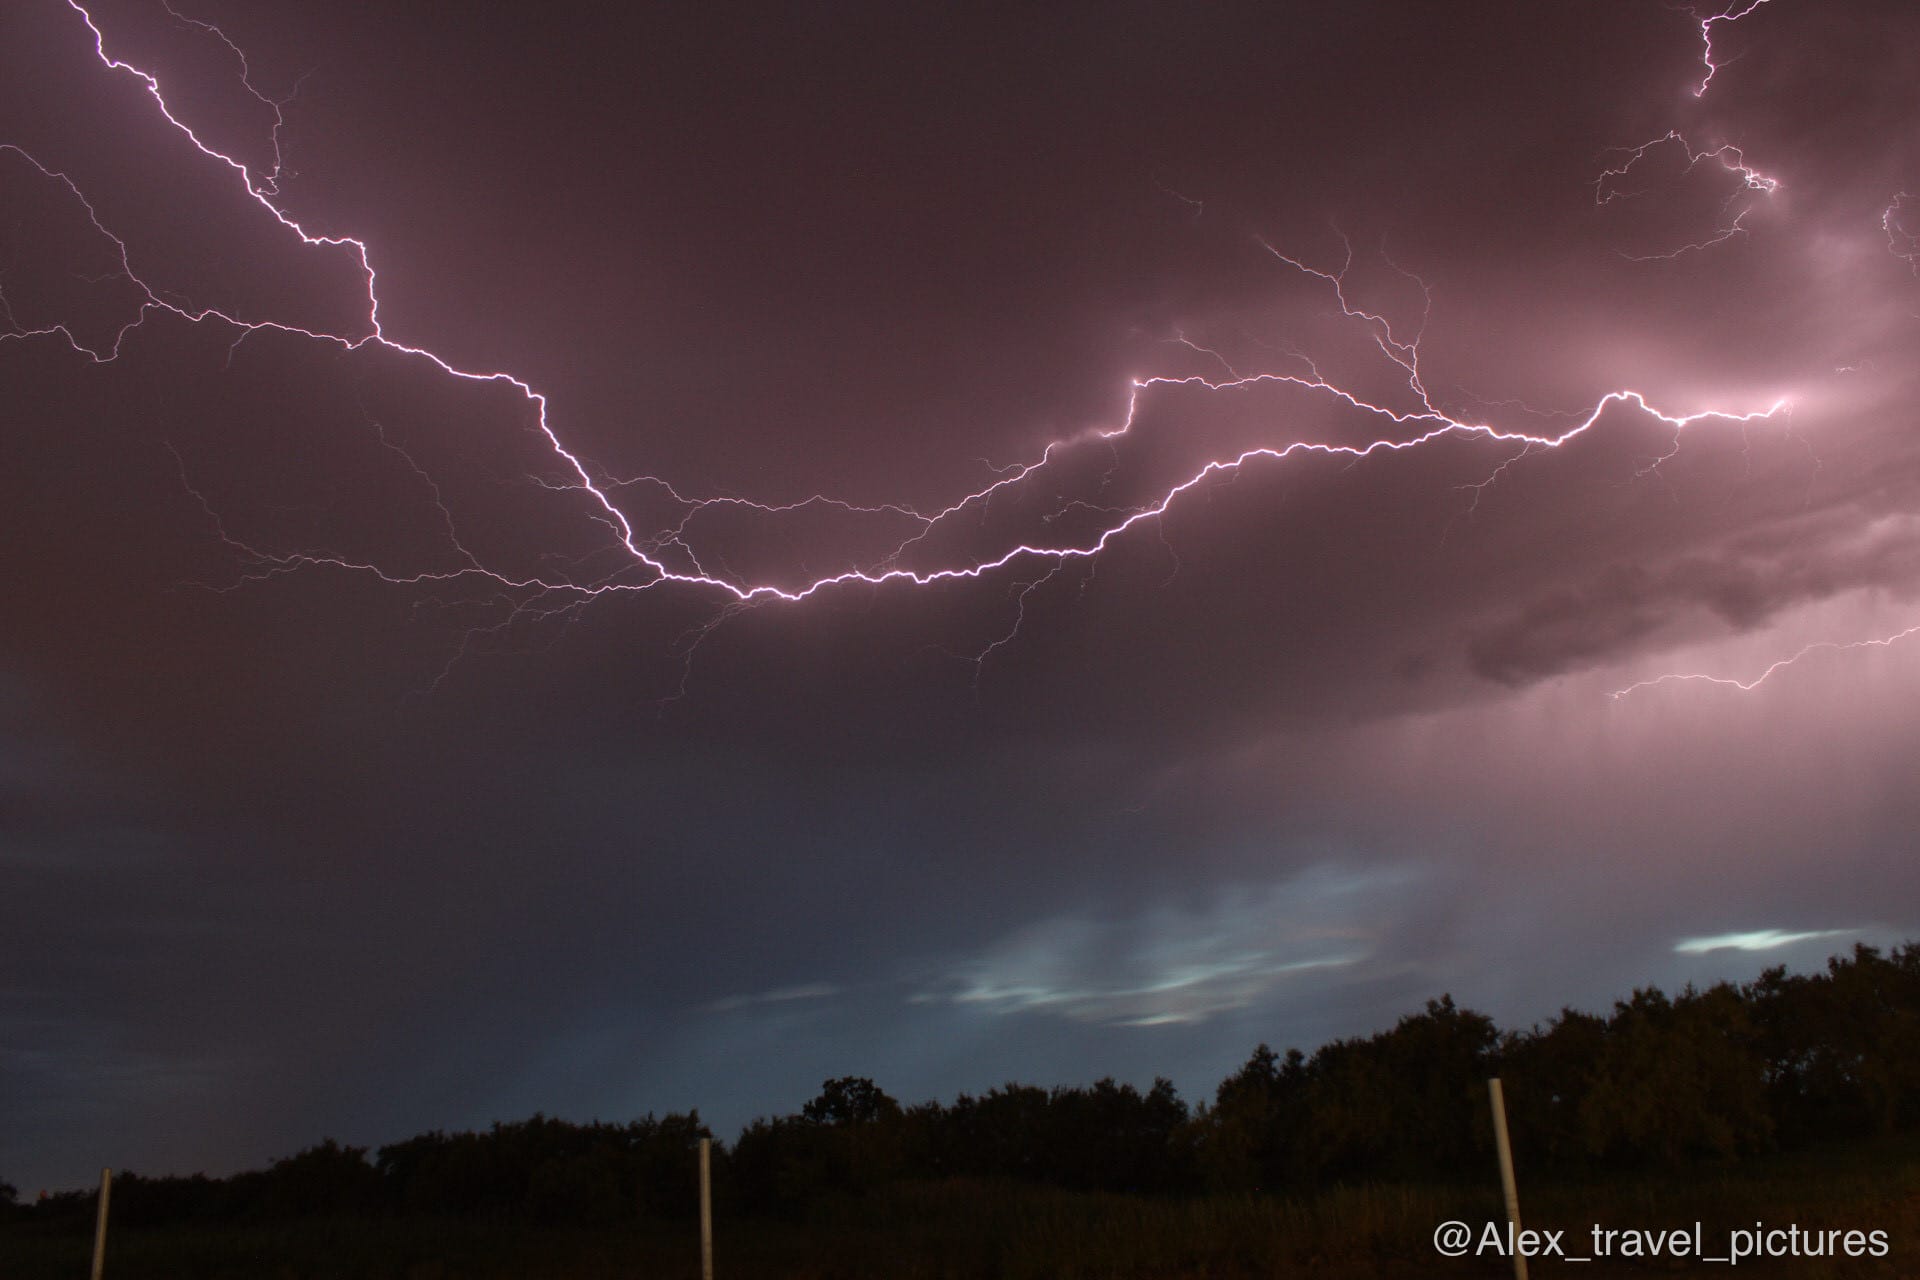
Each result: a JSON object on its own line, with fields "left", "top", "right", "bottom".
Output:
{"left": 4, "top": 0, "right": 1919, "bottom": 1193}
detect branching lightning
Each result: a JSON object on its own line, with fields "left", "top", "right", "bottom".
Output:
{"left": 1595, "top": 131, "right": 1779, "bottom": 260}
{"left": 1886, "top": 194, "right": 1920, "bottom": 277}
{"left": 1584, "top": 1, "right": 1920, "bottom": 699}
{"left": 12, "top": 0, "right": 1904, "bottom": 702}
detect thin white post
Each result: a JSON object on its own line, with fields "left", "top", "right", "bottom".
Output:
{"left": 90, "top": 1167, "right": 112, "bottom": 1280}
{"left": 1487, "top": 1079, "right": 1527, "bottom": 1280}
{"left": 698, "top": 1136, "right": 713, "bottom": 1280}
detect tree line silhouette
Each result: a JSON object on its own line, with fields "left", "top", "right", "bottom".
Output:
{"left": 8, "top": 942, "right": 1916, "bottom": 1228}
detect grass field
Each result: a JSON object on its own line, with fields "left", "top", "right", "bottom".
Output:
{"left": 6, "top": 1137, "right": 1915, "bottom": 1278}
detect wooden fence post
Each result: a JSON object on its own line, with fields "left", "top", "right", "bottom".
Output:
{"left": 1487, "top": 1079, "right": 1527, "bottom": 1280}
{"left": 90, "top": 1167, "right": 112, "bottom": 1280}
{"left": 699, "top": 1137, "right": 713, "bottom": 1280}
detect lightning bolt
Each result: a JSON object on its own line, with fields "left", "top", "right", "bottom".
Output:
{"left": 1611, "top": 622, "right": 1920, "bottom": 699}
{"left": 1595, "top": 131, "right": 1779, "bottom": 260}
{"left": 1886, "top": 194, "right": 1920, "bottom": 277}
{"left": 3, "top": 0, "right": 1837, "bottom": 691}
{"left": 1692, "top": 0, "right": 1774, "bottom": 98}
{"left": 1604, "top": 0, "right": 1920, "bottom": 702}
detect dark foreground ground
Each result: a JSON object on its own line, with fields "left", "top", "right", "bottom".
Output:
{"left": 7, "top": 1138, "right": 1916, "bottom": 1279}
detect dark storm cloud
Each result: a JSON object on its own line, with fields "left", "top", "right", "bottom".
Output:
{"left": 5, "top": 0, "right": 1920, "bottom": 1193}
{"left": 1468, "top": 502, "right": 1920, "bottom": 684}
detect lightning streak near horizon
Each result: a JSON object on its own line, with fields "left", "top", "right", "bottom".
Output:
{"left": 7, "top": 0, "right": 1903, "bottom": 699}
{"left": 1611, "top": 620, "right": 1920, "bottom": 699}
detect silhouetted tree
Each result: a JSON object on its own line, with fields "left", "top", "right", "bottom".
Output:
{"left": 106, "top": 1172, "right": 235, "bottom": 1227}
{"left": 1749, "top": 944, "right": 1920, "bottom": 1144}
{"left": 255, "top": 1139, "right": 382, "bottom": 1217}
{"left": 1045, "top": 1076, "right": 1191, "bottom": 1192}
{"left": 1578, "top": 984, "right": 1771, "bottom": 1166}
{"left": 802, "top": 1076, "right": 902, "bottom": 1127}
{"left": 1197, "top": 1044, "right": 1311, "bottom": 1191}
{"left": 1500, "top": 1008, "right": 1608, "bottom": 1170}
{"left": 941, "top": 1084, "right": 1052, "bottom": 1181}
{"left": 367, "top": 1112, "right": 710, "bottom": 1221}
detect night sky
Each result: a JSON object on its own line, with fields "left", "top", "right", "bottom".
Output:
{"left": 5, "top": 0, "right": 1919, "bottom": 1194}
